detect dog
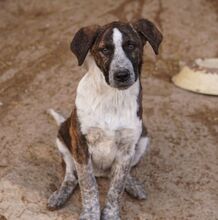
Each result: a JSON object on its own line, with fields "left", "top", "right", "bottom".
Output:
{"left": 47, "top": 18, "right": 162, "bottom": 220}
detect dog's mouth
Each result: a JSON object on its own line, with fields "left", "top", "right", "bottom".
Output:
{"left": 113, "top": 80, "right": 135, "bottom": 90}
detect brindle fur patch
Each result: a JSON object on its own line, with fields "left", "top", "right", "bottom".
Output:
{"left": 70, "top": 108, "right": 89, "bottom": 164}
{"left": 58, "top": 117, "right": 72, "bottom": 152}
{"left": 71, "top": 25, "right": 100, "bottom": 66}
{"left": 132, "top": 18, "right": 163, "bottom": 55}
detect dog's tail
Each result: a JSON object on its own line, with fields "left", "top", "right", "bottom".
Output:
{"left": 47, "top": 108, "right": 65, "bottom": 126}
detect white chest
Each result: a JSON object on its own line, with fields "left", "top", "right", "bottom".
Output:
{"left": 76, "top": 72, "right": 141, "bottom": 132}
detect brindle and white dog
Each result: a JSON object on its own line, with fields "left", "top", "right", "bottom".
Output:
{"left": 47, "top": 19, "right": 162, "bottom": 220}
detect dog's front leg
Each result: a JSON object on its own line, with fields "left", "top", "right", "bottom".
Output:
{"left": 70, "top": 110, "right": 100, "bottom": 220}
{"left": 101, "top": 155, "right": 132, "bottom": 220}
{"left": 74, "top": 159, "right": 100, "bottom": 220}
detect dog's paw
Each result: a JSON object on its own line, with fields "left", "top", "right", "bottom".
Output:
{"left": 125, "top": 175, "right": 147, "bottom": 200}
{"left": 47, "top": 190, "right": 65, "bottom": 211}
{"left": 101, "top": 205, "right": 120, "bottom": 220}
{"left": 79, "top": 208, "right": 100, "bottom": 220}
{"left": 47, "top": 180, "right": 77, "bottom": 211}
{"left": 125, "top": 182, "right": 147, "bottom": 200}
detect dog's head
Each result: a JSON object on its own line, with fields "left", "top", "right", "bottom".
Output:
{"left": 71, "top": 19, "right": 163, "bottom": 89}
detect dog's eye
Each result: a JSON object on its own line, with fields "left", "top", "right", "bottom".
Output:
{"left": 101, "top": 47, "right": 111, "bottom": 55}
{"left": 127, "top": 44, "right": 135, "bottom": 50}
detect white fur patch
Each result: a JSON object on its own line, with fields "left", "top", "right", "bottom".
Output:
{"left": 131, "top": 136, "right": 149, "bottom": 167}
{"left": 76, "top": 59, "right": 141, "bottom": 133}
{"left": 56, "top": 138, "right": 75, "bottom": 180}
{"left": 109, "top": 28, "right": 135, "bottom": 86}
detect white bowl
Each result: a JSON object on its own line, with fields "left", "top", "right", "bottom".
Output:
{"left": 172, "top": 58, "right": 218, "bottom": 95}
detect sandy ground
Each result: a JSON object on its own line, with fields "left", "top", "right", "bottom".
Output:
{"left": 0, "top": 0, "right": 218, "bottom": 219}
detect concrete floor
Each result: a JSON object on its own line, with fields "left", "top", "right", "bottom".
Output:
{"left": 0, "top": 0, "right": 218, "bottom": 219}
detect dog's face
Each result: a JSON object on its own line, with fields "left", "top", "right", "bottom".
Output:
{"left": 71, "top": 19, "right": 163, "bottom": 89}
{"left": 90, "top": 24, "right": 143, "bottom": 89}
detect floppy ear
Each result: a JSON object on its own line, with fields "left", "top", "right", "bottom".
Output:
{"left": 70, "top": 25, "right": 100, "bottom": 66}
{"left": 133, "top": 19, "right": 163, "bottom": 55}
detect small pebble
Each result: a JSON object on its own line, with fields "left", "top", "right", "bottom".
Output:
{"left": 0, "top": 102, "right": 3, "bottom": 106}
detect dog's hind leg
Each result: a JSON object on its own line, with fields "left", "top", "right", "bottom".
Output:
{"left": 126, "top": 128, "right": 149, "bottom": 200}
{"left": 131, "top": 131, "right": 149, "bottom": 167}
{"left": 47, "top": 109, "right": 78, "bottom": 210}
{"left": 47, "top": 138, "right": 78, "bottom": 210}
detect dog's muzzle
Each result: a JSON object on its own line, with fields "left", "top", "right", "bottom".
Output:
{"left": 112, "top": 69, "right": 135, "bottom": 89}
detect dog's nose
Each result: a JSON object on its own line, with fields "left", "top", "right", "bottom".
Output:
{"left": 114, "top": 70, "right": 130, "bottom": 82}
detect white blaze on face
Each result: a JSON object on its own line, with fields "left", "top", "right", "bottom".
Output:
{"left": 109, "top": 28, "right": 135, "bottom": 86}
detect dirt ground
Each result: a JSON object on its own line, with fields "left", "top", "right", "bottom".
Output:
{"left": 0, "top": 0, "right": 218, "bottom": 219}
